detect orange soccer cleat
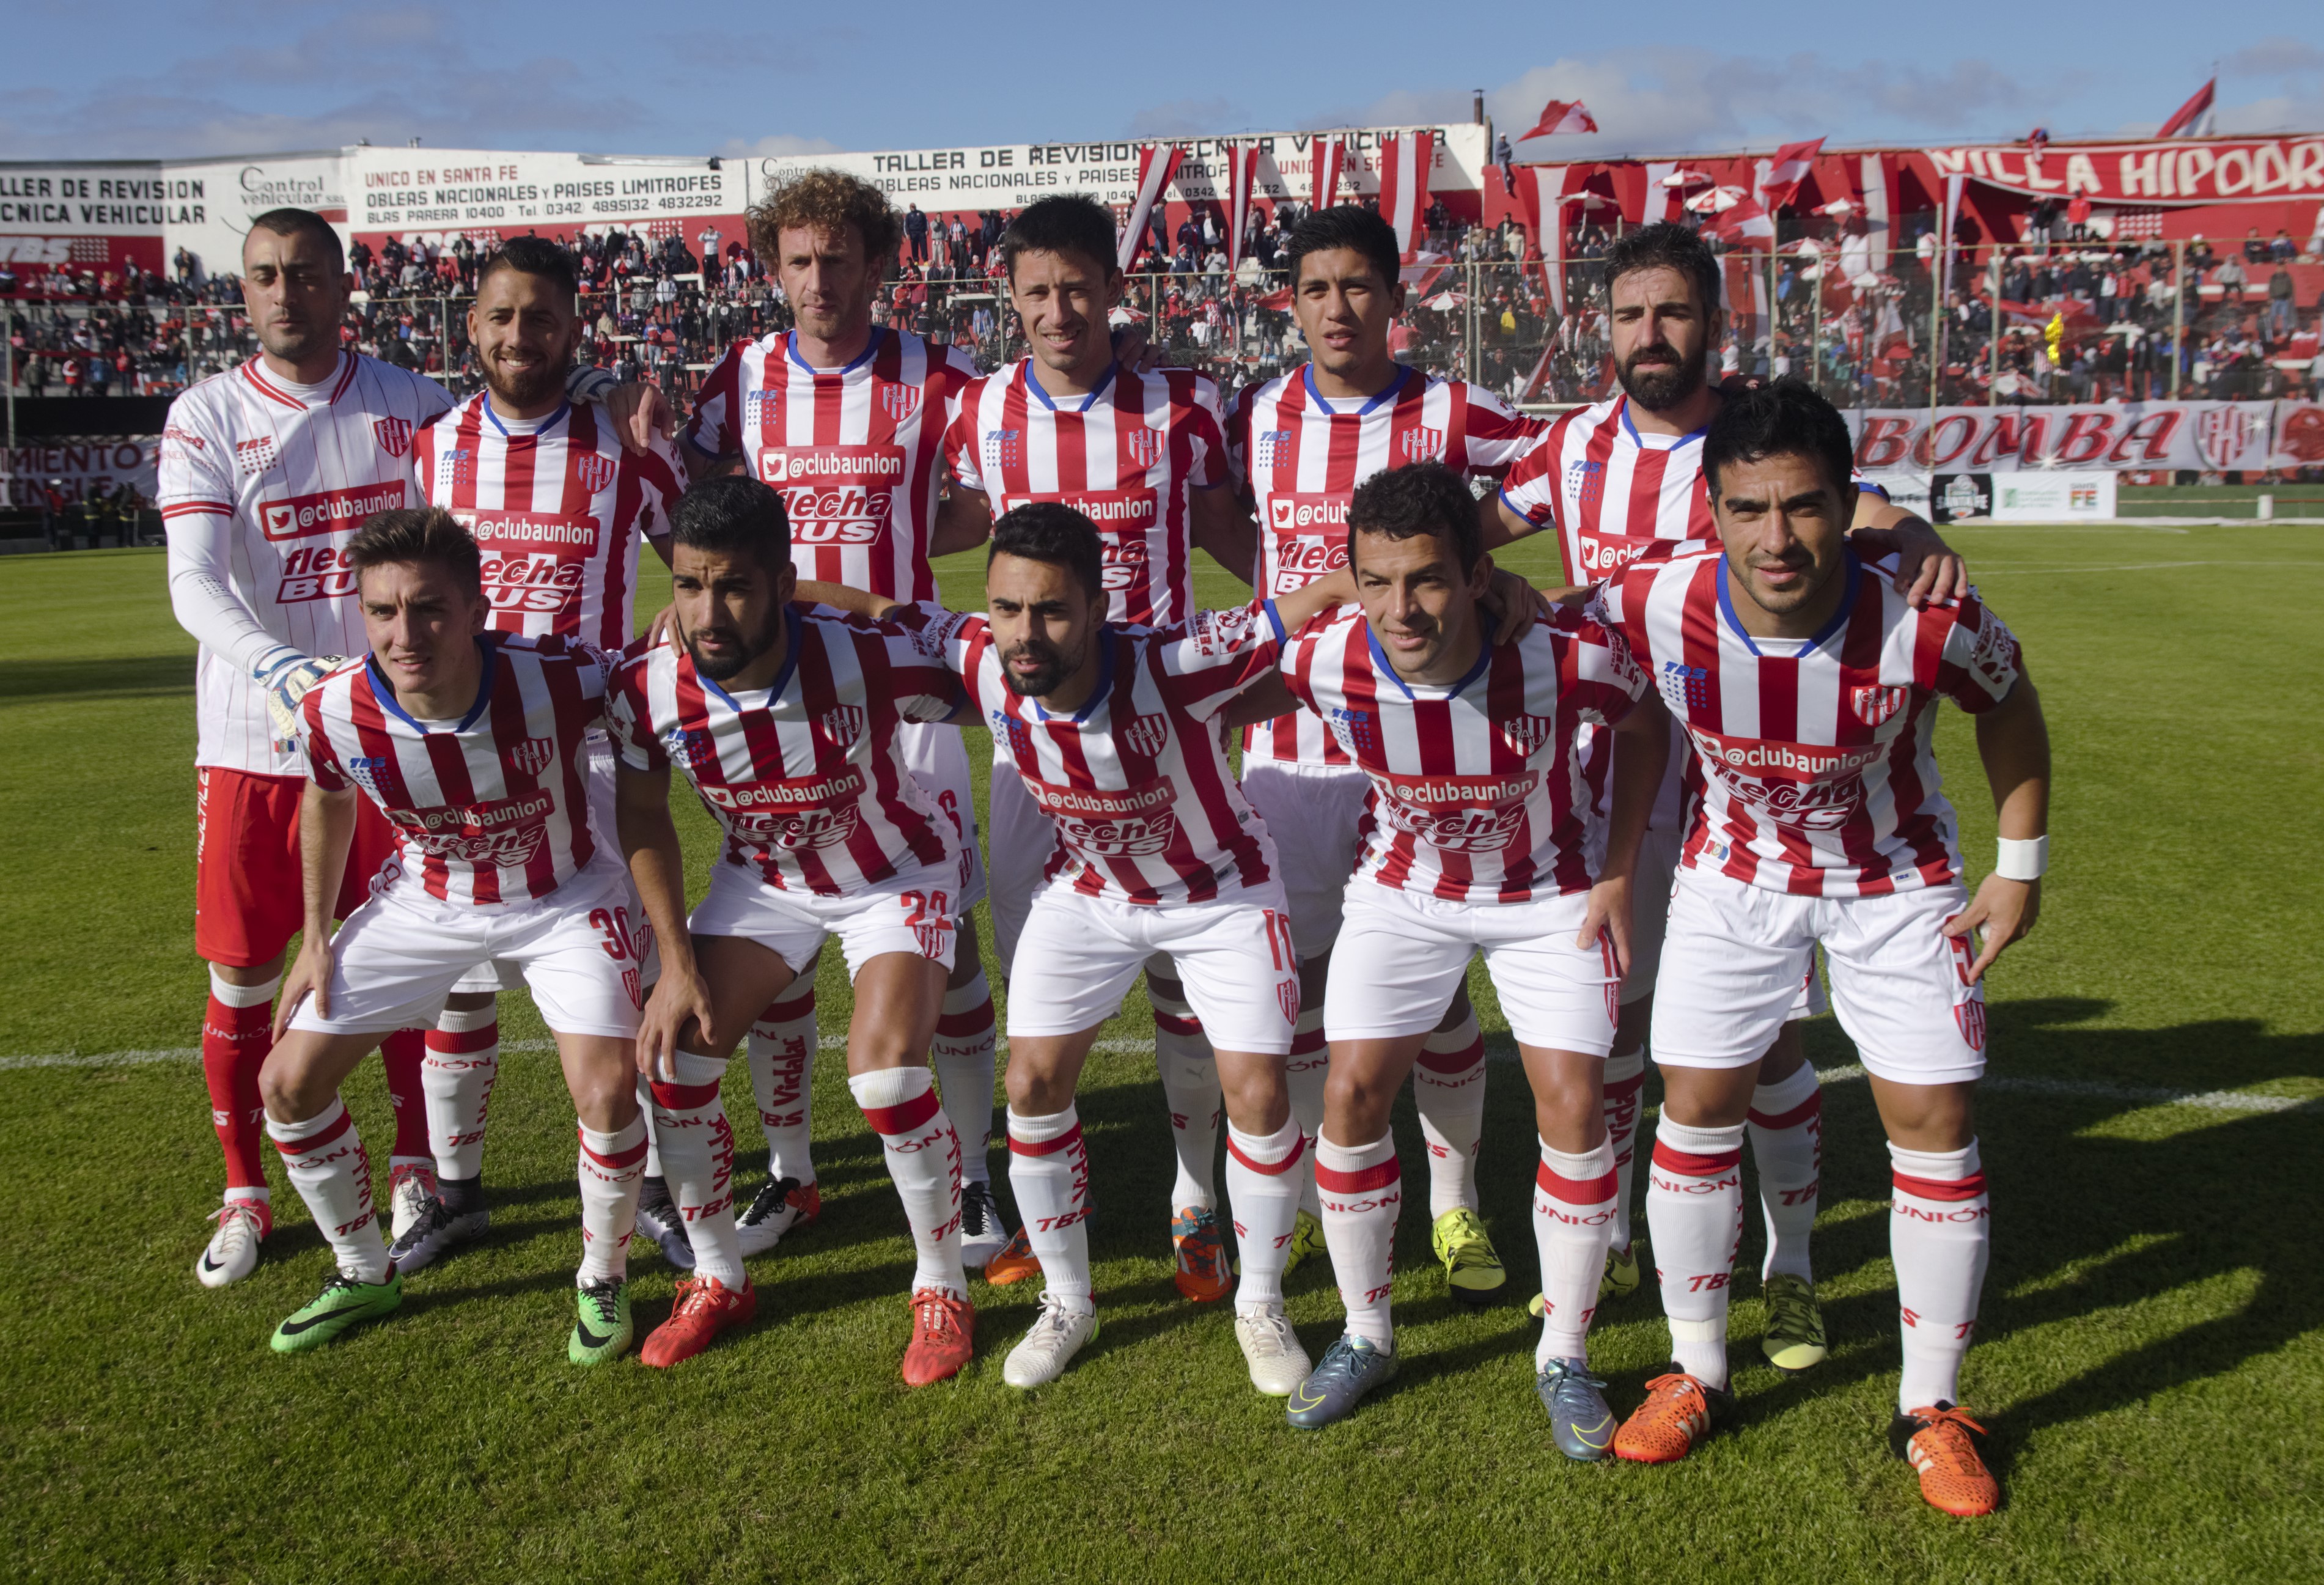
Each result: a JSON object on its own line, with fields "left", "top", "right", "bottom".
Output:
{"left": 982, "top": 1224, "right": 1042, "bottom": 1286}
{"left": 900, "top": 1288, "right": 976, "bottom": 1386}
{"left": 1891, "top": 1403, "right": 2001, "bottom": 1517}
{"left": 1612, "top": 1370, "right": 1732, "bottom": 1464}
{"left": 1171, "top": 1205, "right": 1231, "bottom": 1303}
{"left": 638, "top": 1274, "right": 756, "bottom": 1367}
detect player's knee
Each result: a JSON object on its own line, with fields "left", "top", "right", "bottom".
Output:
{"left": 257, "top": 1049, "right": 325, "bottom": 1121}
{"left": 1322, "top": 1064, "right": 1394, "bottom": 1138}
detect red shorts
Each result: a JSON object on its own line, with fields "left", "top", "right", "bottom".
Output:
{"left": 195, "top": 767, "right": 400, "bottom": 968}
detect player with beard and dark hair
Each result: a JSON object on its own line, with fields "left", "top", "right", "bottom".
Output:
{"left": 1488, "top": 221, "right": 1966, "bottom": 1375}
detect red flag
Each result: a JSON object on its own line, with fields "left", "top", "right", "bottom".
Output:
{"left": 1758, "top": 138, "right": 1825, "bottom": 209}
{"left": 1377, "top": 132, "right": 1435, "bottom": 262}
{"left": 1224, "top": 144, "right": 1259, "bottom": 275}
{"left": 1517, "top": 165, "right": 1573, "bottom": 317}
{"left": 1707, "top": 197, "right": 1776, "bottom": 249}
{"left": 1520, "top": 99, "right": 1598, "bottom": 139}
{"left": 1119, "top": 145, "right": 1185, "bottom": 271}
{"left": 2156, "top": 78, "right": 2216, "bottom": 138}
{"left": 1311, "top": 138, "right": 1345, "bottom": 212}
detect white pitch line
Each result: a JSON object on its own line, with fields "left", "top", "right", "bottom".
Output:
{"left": 1973, "top": 559, "right": 2324, "bottom": 575}
{"left": 6, "top": 1039, "right": 2306, "bottom": 1114}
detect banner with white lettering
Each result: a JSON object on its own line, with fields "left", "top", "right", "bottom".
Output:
{"left": 348, "top": 146, "right": 745, "bottom": 257}
{"left": 1921, "top": 136, "right": 2324, "bottom": 207}
{"left": 1847, "top": 402, "right": 2277, "bottom": 474}
{"left": 161, "top": 155, "right": 347, "bottom": 281}
{"left": 4, "top": 438, "right": 161, "bottom": 507}
{"left": 0, "top": 164, "right": 174, "bottom": 276}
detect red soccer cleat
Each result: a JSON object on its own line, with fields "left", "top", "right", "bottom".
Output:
{"left": 1613, "top": 1370, "right": 1731, "bottom": 1464}
{"left": 982, "top": 1225, "right": 1042, "bottom": 1285}
{"left": 900, "top": 1287, "right": 976, "bottom": 1386}
{"left": 639, "top": 1274, "right": 756, "bottom": 1367}
{"left": 1892, "top": 1403, "right": 2001, "bottom": 1517}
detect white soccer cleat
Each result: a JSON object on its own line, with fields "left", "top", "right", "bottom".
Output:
{"left": 1002, "top": 1294, "right": 1100, "bottom": 1389}
{"left": 194, "top": 1201, "right": 266, "bottom": 1289}
{"left": 389, "top": 1166, "right": 439, "bottom": 1242}
{"left": 1234, "top": 1307, "right": 1313, "bottom": 1397}
{"left": 958, "top": 1180, "right": 1011, "bottom": 1268}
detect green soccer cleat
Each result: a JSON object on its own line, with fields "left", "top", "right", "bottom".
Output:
{"left": 1283, "top": 1209, "right": 1326, "bottom": 1275}
{"left": 1431, "top": 1207, "right": 1506, "bottom": 1306}
{"left": 1760, "top": 1273, "right": 1829, "bottom": 1374}
{"left": 568, "top": 1278, "right": 634, "bottom": 1365}
{"left": 1600, "top": 1241, "right": 1642, "bottom": 1302}
{"left": 270, "top": 1266, "right": 402, "bottom": 1354}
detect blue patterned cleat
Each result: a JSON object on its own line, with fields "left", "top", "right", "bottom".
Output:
{"left": 1285, "top": 1333, "right": 1398, "bottom": 1428}
{"left": 1536, "top": 1357, "right": 1617, "bottom": 1461}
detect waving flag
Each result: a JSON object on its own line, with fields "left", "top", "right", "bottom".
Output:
{"left": 1707, "top": 196, "right": 1776, "bottom": 249}
{"left": 1224, "top": 144, "right": 1259, "bottom": 274}
{"left": 1520, "top": 100, "right": 1599, "bottom": 139}
{"left": 1757, "top": 138, "right": 1825, "bottom": 210}
{"left": 2156, "top": 78, "right": 2216, "bottom": 138}
{"left": 1377, "top": 132, "right": 1435, "bottom": 262}
{"left": 1119, "top": 144, "right": 1185, "bottom": 271}
{"left": 1311, "top": 138, "right": 1345, "bottom": 212}
{"left": 1517, "top": 164, "right": 1575, "bottom": 317}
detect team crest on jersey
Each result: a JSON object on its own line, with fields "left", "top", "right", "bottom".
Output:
{"left": 1660, "top": 660, "right": 1712, "bottom": 713}
{"left": 1397, "top": 426, "right": 1446, "bottom": 463}
{"left": 1125, "top": 427, "right": 1163, "bottom": 470}
{"left": 663, "top": 726, "right": 716, "bottom": 770}
{"left": 439, "top": 448, "right": 476, "bottom": 488}
{"left": 235, "top": 435, "right": 280, "bottom": 477}
{"left": 1119, "top": 711, "right": 1169, "bottom": 759}
{"left": 1326, "top": 708, "right": 1378, "bottom": 756}
{"left": 818, "top": 704, "right": 866, "bottom": 746}
{"left": 1500, "top": 713, "right": 1558, "bottom": 756}
{"left": 984, "top": 428, "right": 1022, "bottom": 471}
{"left": 1850, "top": 683, "right": 1909, "bottom": 727}
{"left": 1254, "top": 429, "right": 1294, "bottom": 469}
{"left": 1567, "top": 458, "right": 1605, "bottom": 513}
{"left": 504, "top": 736, "right": 555, "bottom": 778}
{"left": 574, "top": 452, "right": 617, "bottom": 493}
{"left": 879, "top": 384, "right": 921, "bottom": 423}
{"left": 344, "top": 755, "right": 396, "bottom": 797}
{"left": 373, "top": 417, "right": 412, "bottom": 458}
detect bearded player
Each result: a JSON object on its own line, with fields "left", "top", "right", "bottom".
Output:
{"left": 387, "top": 235, "right": 687, "bottom": 1276}
{"left": 1591, "top": 381, "right": 2046, "bottom": 1519}
{"left": 1492, "top": 221, "right": 1964, "bottom": 1369}
{"left": 678, "top": 172, "right": 1006, "bottom": 1268}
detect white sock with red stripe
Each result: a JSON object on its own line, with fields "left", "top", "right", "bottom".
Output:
{"left": 1646, "top": 1117, "right": 1745, "bottom": 1389}
{"left": 1150, "top": 984, "right": 1219, "bottom": 1213}
{"left": 1534, "top": 1138, "right": 1617, "bottom": 1367}
{"left": 848, "top": 1067, "right": 967, "bottom": 1300}
{"left": 1601, "top": 1045, "right": 1647, "bottom": 1255}
{"left": 1748, "top": 1064, "right": 1823, "bottom": 1282}
{"left": 423, "top": 1002, "right": 500, "bottom": 1182}
{"left": 1890, "top": 1140, "right": 1990, "bottom": 1413}
{"left": 1317, "top": 1132, "right": 1401, "bottom": 1351}
{"left": 1225, "top": 1117, "right": 1306, "bottom": 1312}
{"left": 267, "top": 1098, "right": 388, "bottom": 1282}
{"left": 932, "top": 971, "right": 998, "bottom": 1188}
{"left": 202, "top": 969, "right": 274, "bottom": 1213}
{"left": 576, "top": 1116, "right": 647, "bottom": 1284}
{"left": 649, "top": 1052, "right": 745, "bottom": 1290}
{"left": 745, "top": 988, "right": 817, "bottom": 1187}
{"left": 1414, "top": 1013, "right": 1487, "bottom": 1218}
{"left": 1008, "top": 1105, "right": 1094, "bottom": 1315}
{"left": 1284, "top": 1007, "right": 1328, "bottom": 1220}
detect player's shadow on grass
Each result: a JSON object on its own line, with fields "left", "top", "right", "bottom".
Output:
{"left": 0, "top": 655, "right": 194, "bottom": 704}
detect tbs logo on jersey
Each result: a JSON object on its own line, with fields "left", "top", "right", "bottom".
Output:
{"left": 1850, "top": 684, "right": 1910, "bottom": 727}
{"left": 439, "top": 449, "right": 476, "bottom": 488}
{"left": 1566, "top": 458, "right": 1606, "bottom": 514}
{"left": 662, "top": 727, "right": 716, "bottom": 771}
{"left": 1254, "top": 429, "right": 1293, "bottom": 469}
{"left": 878, "top": 384, "right": 921, "bottom": 423}
{"left": 344, "top": 756, "right": 396, "bottom": 797}
{"left": 373, "top": 417, "right": 412, "bottom": 458}
{"left": 504, "top": 737, "right": 555, "bottom": 778}
{"left": 989, "top": 710, "right": 1034, "bottom": 762}
{"left": 1119, "top": 712, "right": 1169, "bottom": 760}
{"left": 1499, "top": 713, "right": 1557, "bottom": 756}
{"left": 235, "top": 435, "right": 280, "bottom": 477}
{"left": 984, "top": 428, "right": 1021, "bottom": 471}
{"left": 1660, "top": 660, "right": 1712, "bottom": 713}
{"left": 818, "top": 704, "right": 866, "bottom": 748}
{"left": 574, "top": 453, "right": 617, "bottom": 494}
{"left": 1396, "top": 426, "right": 1445, "bottom": 463}
{"left": 1326, "top": 708, "right": 1377, "bottom": 756}
{"left": 745, "top": 391, "right": 780, "bottom": 422}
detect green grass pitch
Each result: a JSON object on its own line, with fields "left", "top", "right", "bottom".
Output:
{"left": 2, "top": 525, "right": 2319, "bottom": 1582}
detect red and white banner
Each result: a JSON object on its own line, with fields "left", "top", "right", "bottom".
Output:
{"left": 1849, "top": 402, "right": 2278, "bottom": 474}
{"left": 1311, "top": 139, "right": 1345, "bottom": 212}
{"left": 2270, "top": 402, "right": 2324, "bottom": 470}
{"left": 1224, "top": 144, "right": 1259, "bottom": 274}
{"left": 1758, "top": 139, "right": 1825, "bottom": 209}
{"left": 1520, "top": 100, "right": 1598, "bottom": 139}
{"left": 2156, "top": 79, "right": 2217, "bottom": 139}
{"left": 4, "top": 438, "right": 161, "bottom": 508}
{"left": 1119, "top": 144, "right": 1185, "bottom": 271}
{"left": 1377, "top": 132, "right": 1433, "bottom": 260}
{"left": 1517, "top": 164, "right": 1574, "bottom": 315}
{"left": 1924, "top": 135, "right": 2324, "bottom": 205}
{"left": 1707, "top": 196, "right": 1774, "bottom": 249}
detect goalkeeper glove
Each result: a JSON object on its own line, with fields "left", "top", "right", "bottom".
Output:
{"left": 256, "top": 649, "right": 345, "bottom": 753}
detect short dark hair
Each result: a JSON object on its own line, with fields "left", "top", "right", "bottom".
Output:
{"left": 990, "top": 501, "right": 1104, "bottom": 602}
{"left": 1601, "top": 221, "right": 1721, "bottom": 317}
{"left": 1000, "top": 195, "right": 1119, "bottom": 281}
{"left": 246, "top": 208, "right": 344, "bottom": 274}
{"left": 477, "top": 234, "right": 578, "bottom": 298}
{"left": 1701, "top": 378, "right": 1856, "bottom": 501}
{"left": 347, "top": 507, "right": 481, "bottom": 596}
{"left": 671, "top": 476, "right": 790, "bottom": 575}
{"left": 1284, "top": 205, "right": 1400, "bottom": 294}
{"left": 1347, "top": 461, "right": 1481, "bottom": 575}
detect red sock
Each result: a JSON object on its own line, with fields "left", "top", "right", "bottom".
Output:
{"left": 380, "top": 1028, "right": 432, "bottom": 1169}
{"left": 201, "top": 993, "right": 273, "bottom": 1197}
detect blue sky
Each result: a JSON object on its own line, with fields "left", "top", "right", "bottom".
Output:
{"left": 4, "top": 1, "right": 2318, "bottom": 161}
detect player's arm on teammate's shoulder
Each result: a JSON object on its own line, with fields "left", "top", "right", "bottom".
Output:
{"left": 1190, "top": 480, "right": 1259, "bottom": 589}
{"left": 1848, "top": 487, "right": 1965, "bottom": 609}
{"left": 928, "top": 475, "right": 994, "bottom": 559}
{"left": 578, "top": 367, "right": 677, "bottom": 458}
{"left": 793, "top": 579, "right": 911, "bottom": 622}
{"left": 275, "top": 779, "right": 358, "bottom": 1037}
{"left": 1216, "top": 672, "right": 1298, "bottom": 731}
{"left": 614, "top": 758, "right": 712, "bottom": 1082}
{"left": 1946, "top": 655, "right": 2050, "bottom": 984}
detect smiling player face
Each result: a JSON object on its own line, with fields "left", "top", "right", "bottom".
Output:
{"left": 1007, "top": 248, "right": 1122, "bottom": 387}
{"left": 1711, "top": 450, "right": 1859, "bottom": 627}
{"left": 469, "top": 267, "right": 580, "bottom": 416}
{"left": 1350, "top": 528, "right": 1491, "bottom": 686}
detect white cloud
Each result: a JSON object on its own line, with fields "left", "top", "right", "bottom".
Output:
{"left": 719, "top": 133, "right": 846, "bottom": 159}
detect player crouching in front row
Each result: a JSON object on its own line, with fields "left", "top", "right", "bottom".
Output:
{"left": 1591, "top": 380, "right": 2048, "bottom": 1517}
{"left": 261, "top": 509, "right": 657, "bottom": 1364}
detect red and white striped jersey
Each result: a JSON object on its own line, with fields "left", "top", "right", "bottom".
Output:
{"left": 413, "top": 394, "right": 683, "bottom": 650}
{"left": 1499, "top": 394, "right": 1716, "bottom": 587}
{"left": 1227, "top": 364, "right": 1542, "bottom": 767}
{"left": 897, "top": 600, "right": 1287, "bottom": 906}
{"left": 300, "top": 634, "right": 609, "bottom": 907}
{"left": 1589, "top": 552, "right": 2022, "bottom": 897}
{"left": 943, "top": 358, "right": 1227, "bottom": 627}
{"left": 1277, "top": 606, "right": 1646, "bottom": 903}
{"left": 606, "top": 611, "right": 960, "bottom": 897}
{"left": 160, "top": 353, "right": 453, "bottom": 774}
{"left": 682, "top": 328, "right": 979, "bottom": 601}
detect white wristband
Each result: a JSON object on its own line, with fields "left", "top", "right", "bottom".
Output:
{"left": 1995, "top": 836, "right": 2048, "bottom": 881}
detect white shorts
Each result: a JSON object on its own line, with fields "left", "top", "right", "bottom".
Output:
{"left": 1620, "top": 821, "right": 1825, "bottom": 1023}
{"left": 1006, "top": 881, "right": 1300, "bottom": 1054}
{"left": 986, "top": 752, "right": 1052, "bottom": 967}
{"left": 1241, "top": 760, "right": 1369, "bottom": 958}
{"left": 1650, "top": 865, "right": 1986, "bottom": 1086}
{"left": 898, "top": 719, "right": 987, "bottom": 911}
{"left": 290, "top": 851, "right": 645, "bottom": 1040}
{"left": 1325, "top": 882, "right": 1620, "bottom": 1056}
{"left": 687, "top": 858, "right": 960, "bottom": 982}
